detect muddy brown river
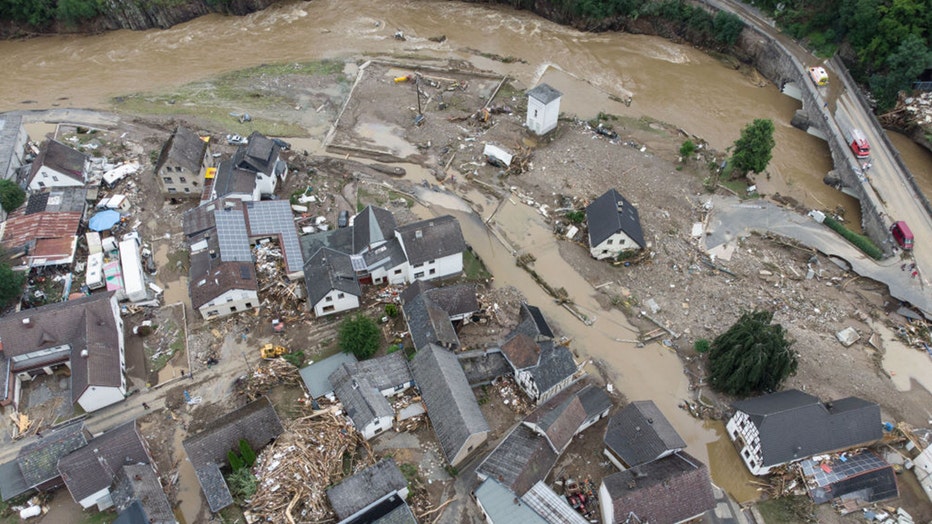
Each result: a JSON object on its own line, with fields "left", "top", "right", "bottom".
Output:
{"left": 3, "top": 0, "right": 931, "bottom": 513}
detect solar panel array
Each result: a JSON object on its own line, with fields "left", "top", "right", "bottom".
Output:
{"left": 214, "top": 209, "right": 252, "bottom": 263}
{"left": 800, "top": 451, "right": 888, "bottom": 487}
{"left": 246, "top": 200, "right": 303, "bottom": 273}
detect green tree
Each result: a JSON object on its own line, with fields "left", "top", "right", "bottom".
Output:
{"left": 225, "top": 468, "right": 257, "bottom": 504}
{"left": 238, "top": 439, "right": 256, "bottom": 468}
{"left": 0, "top": 263, "right": 25, "bottom": 309}
{"left": 339, "top": 314, "right": 381, "bottom": 359}
{"left": 731, "top": 119, "right": 775, "bottom": 175}
{"left": 0, "top": 180, "right": 25, "bottom": 214}
{"left": 679, "top": 140, "right": 696, "bottom": 162}
{"left": 869, "top": 33, "right": 932, "bottom": 111}
{"left": 55, "top": 0, "right": 98, "bottom": 25}
{"left": 712, "top": 11, "right": 744, "bottom": 46}
{"left": 227, "top": 450, "right": 244, "bottom": 472}
{"left": 708, "top": 310, "right": 797, "bottom": 396}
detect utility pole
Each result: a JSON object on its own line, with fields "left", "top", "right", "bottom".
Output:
{"left": 415, "top": 73, "right": 422, "bottom": 116}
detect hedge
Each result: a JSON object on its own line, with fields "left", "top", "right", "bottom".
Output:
{"left": 822, "top": 216, "right": 883, "bottom": 260}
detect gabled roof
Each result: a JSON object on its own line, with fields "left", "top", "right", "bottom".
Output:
{"left": 524, "top": 380, "right": 611, "bottom": 453}
{"left": 522, "top": 481, "right": 589, "bottom": 524}
{"left": 604, "top": 400, "right": 686, "bottom": 468}
{"left": 477, "top": 424, "right": 557, "bottom": 497}
{"left": 330, "top": 363, "right": 393, "bottom": 432}
{"left": 395, "top": 215, "right": 465, "bottom": 266}
{"left": 403, "top": 282, "right": 479, "bottom": 318}
{"left": 409, "top": 344, "right": 489, "bottom": 464}
{"left": 156, "top": 126, "right": 207, "bottom": 174}
{"left": 299, "top": 352, "right": 358, "bottom": 398}
{"left": 527, "top": 340, "right": 577, "bottom": 397}
{"left": 512, "top": 303, "right": 554, "bottom": 341}
{"left": 731, "top": 389, "right": 883, "bottom": 467}
{"left": 304, "top": 247, "right": 361, "bottom": 306}
{"left": 501, "top": 333, "right": 539, "bottom": 369}
{"left": 353, "top": 205, "right": 397, "bottom": 253}
{"left": 28, "top": 139, "right": 87, "bottom": 184}
{"left": 475, "top": 478, "right": 548, "bottom": 524}
{"left": 300, "top": 227, "right": 355, "bottom": 262}
{"left": 113, "top": 500, "right": 149, "bottom": 524}
{"left": 0, "top": 419, "right": 88, "bottom": 501}
{"left": 602, "top": 451, "right": 715, "bottom": 524}
{"left": 212, "top": 159, "right": 258, "bottom": 198}
{"left": 353, "top": 351, "right": 412, "bottom": 392}
{"left": 339, "top": 492, "right": 417, "bottom": 524}
{"left": 403, "top": 293, "right": 460, "bottom": 351}
{"left": 236, "top": 132, "right": 280, "bottom": 175}
{"left": 1, "top": 188, "right": 86, "bottom": 264}
{"left": 457, "top": 349, "right": 510, "bottom": 386}
{"left": 585, "top": 189, "right": 645, "bottom": 249}
{"left": 188, "top": 249, "right": 257, "bottom": 310}
{"left": 58, "top": 421, "right": 150, "bottom": 505}
{"left": 527, "top": 84, "right": 562, "bottom": 105}
{"left": 362, "top": 236, "right": 408, "bottom": 273}
{"left": 111, "top": 464, "right": 174, "bottom": 524}
{"left": 182, "top": 397, "right": 284, "bottom": 512}
{"left": 326, "top": 459, "right": 407, "bottom": 520}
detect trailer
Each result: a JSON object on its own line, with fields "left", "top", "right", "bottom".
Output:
{"left": 119, "top": 236, "right": 147, "bottom": 302}
{"left": 85, "top": 252, "right": 105, "bottom": 290}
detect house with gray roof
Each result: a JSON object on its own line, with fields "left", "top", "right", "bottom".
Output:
{"left": 523, "top": 379, "right": 612, "bottom": 453}
{"left": 353, "top": 351, "right": 413, "bottom": 396}
{"left": 299, "top": 352, "right": 359, "bottom": 398}
{"left": 410, "top": 344, "right": 489, "bottom": 466}
{"left": 475, "top": 478, "right": 549, "bottom": 524}
{"left": 395, "top": 215, "right": 465, "bottom": 282}
{"left": 585, "top": 188, "right": 645, "bottom": 261}
{"left": 207, "top": 131, "right": 286, "bottom": 201}
{"left": 499, "top": 304, "right": 578, "bottom": 404}
{"left": 603, "top": 400, "right": 686, "bottom": 470}
{"left": 111, "top": 464, "right": 174, "bottom": 524}
{"left": 155, "top": 126, "right": 211, "bottom": 198}
{"left": 304, "top": 247, "right": 361, "bottom": 317}
{"left": 0, "top": 114, "right": 27, "bottom": 183}
{"left": 727, "top": 389, "right": 883, "bottom": 476}
{"left": 402, "top": 282, "right": 478, "bottom": 351}
{"left": 58, "top": 420, "right": 153, "bottom": 510}
{"left": 0, "top": 292, "right": 125, "bottom": 413}
{"left": 599, "top": 451, "right": 715, "bottom": 524}
{"left": 182, "top": 397, "right": 284, "bottom": 513}
{"left": 26, "top": 139, "right": 89, "bottom": 192}
{"left": 526, "top": 83, "right": 562, "bottom": 136}
{"left": 330, "top": 363, "right": 394, "bottom": 440}
{"left": 476, "top": 424, "right": 557, "bottom": 497}
{"left": 353, "top": 205, "right": 398, "bottom": 253}
{"left": 327, "top": 459, "right": 409, "bottom": 521}
{"left": 0, "top": 419, "right": 88, "bottom": 501}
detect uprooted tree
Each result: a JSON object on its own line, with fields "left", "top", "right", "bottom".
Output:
{"left": 707, "top": 310, "right": 797, "bottom": 396}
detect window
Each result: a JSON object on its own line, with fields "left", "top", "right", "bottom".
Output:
{"left": 227, "top": 297, "right": 233, "bottom": 302}
{"left": 325, "top": 296, "right": 333, "bottom": 302}
{"left": 394, "top": 269, "right": 402, "bottom": 275}
{"left": 533, "top": 109, "right": 538, "bottom": 118}
{"left": 337, "top": 293, "right": 345, "bottom": 299}
{"left": 230, "top": 306, "right": 237, "bottom": 312}
{"left": 429, "top": 268, "right": 436, "bottom": 275}
{"left": 414, "top": 271, "right": 424, "bottom": 278}
{"left": 607, "top": 239, "right": 613, "bottom": 245}
{"left": 38, "top": 181, "right": 45, "bottom": 188}
{"left": 207, "top": 310, "right": 218, "bottom": 317}
{"left": 165, "top": 166, "right": 173, "bottom": 172}
{"left": 168, "top": 188, "right": 177, "bottom": 193}
{"left": 184, "top": 187, "right": 190, "bottom": 193}
{"left": 601, "top": 249, "right": 608, "bottom": 254}
{"left": 323, "top": 305, "right": 335, "bottom": 312}
{"left": 52, "top": 176, "right": 59, "bottom": 182}
{"left": 373, "top": 418, "right": 381, "bottom": 426}
{"left": 163, "top": 177, "right": 172, "bottom": 183}
{"left": 743, "top": 450, "right": 750, "bottom": 458}
{"left": 179, "top": 177, "right": 187, "bottom": 183}
{"left": 245, "top": 303, "right": 253, "bottom": 308}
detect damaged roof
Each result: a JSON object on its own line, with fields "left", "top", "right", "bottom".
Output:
{"left": 111, "top": 464, "right": 175, "bottom": 524}
{"left": 352, "top": 205, "right": 398, "bottom": 253}
{"left": 329, "top": 363, "right": 393, "bottom": 433}
{"left": 524, "top": 380, "right": 611, "bottom": 453}
{"left": 303, "top": 247, "right": 361, "bottom": 306}
{"left": 0, "top": 419, "right": 88, "bottom": 501}
{"left": 326, "top": 459, "right": 408, "bottom": 520}
{"left": 58, "top": 421, "right": 150, "bottom": 505}
{"left": 477, "top": 424, "right": 557, "bottom": 497}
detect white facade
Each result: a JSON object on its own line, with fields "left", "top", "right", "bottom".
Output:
{"left": 357, "top": 413, "right": 393, "bottom": 441}
{"left": 76, "top": 382, "right": 126, "bottom": 413}
{"left": 119, "top": 237, "right": 147, "bottom": 302}
{"left": 198, "top": 288, "right": 259, "bottom": 319}
{"left": 370, "top": 262, "right": 409, "bottom": 286}
{"left": 726, "top": 411, "right": 771, "bottom": 475}
{"left": 256, "top": 171, "right": 276, "bottom": 197}
{"left": 28, "top": 163, "right": 86, "bottom": 192}
{"left": 407, "top": 253, "right": 462, "bottom": 283}
{"left": 912, "top": 446, "right": 932, "bottom": 504}
{"left": 526, "top": 94, "right": 561, "bottom": 135}
{"left": 313, "top": 288, "right": 359, "bottom": 317}
{"left": 599, "top": 483, "right": 614, "bottom": 524}
{"left": 76, "top": 487, "right": 112, "bottom": 510}
{"left": 590, "top": 230, "right": 640, "bottom": 260}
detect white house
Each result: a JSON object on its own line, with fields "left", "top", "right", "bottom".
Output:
{"left": 585, "top": 188, "right": 645, "bottom": 260}
{"left": 395, "top": 215, "right": 465, "bottom": 282}
{"left": 209, "top": 132, "right": 286, "bottom": 201}
{"left": 189, "top": 254, "right": 259, "bottom": 319}
{"left": 727, "top": 389, "right": 883, "bottom": 476}
{"left": 526, "top": 83, "right": 562, "bottom": 136}
{"left": 499, "top": 304, "right": 578, "bottom": 404}
{"left": 304, "top": 248, "right": 361, "bottom": 317}
{"left": 26, "top": 140, "right": 89, "bottom": 192}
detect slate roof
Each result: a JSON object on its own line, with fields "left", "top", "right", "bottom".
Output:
{"left": 299, "top": 352, "right": 358, "bottom": 398}
{"left": 156, "top": 126, "right": 207, "bottom": 174}
{"left": 111, "top": 464, "right": 174, "bottom": 524}
{"left": 236, "top": 132, "right": 281, "bottom": 175}
{"left": 0, "top": 461, "right": 28, "bottom": 502}
{"left": 58, "top": 421, "right": 150, "bottom": 505}
{"left": 477, "top": 424, "right": 557, "bottom": 497}
{"left": 527, "top": 340, "right": 578, "bottom": 397}
{"left": 475, "top": 478, "right": 548, "bottom": 524}
{"left": 16, "top": 419, "right": 88, "bottom": 490}
{"left": 326, "top": 458, "right": 408, "bottom": 520}
{"left": 330, "top": 363, "right": 393, "bottom": 433}
{"left": 28, "top": 139, "right": 87, "bottom": 185}
{"left": 0, "top": 114, "right": 24, "bottom": 180}
{"left": 353, "top": 205, "right": 397, "bottom": 253}
{"left": 362, "top": 236, "right": 407, "bottom": 273}
{"left": 602, "top": 451, "right": 715, "bottom": 524}
{"left": 188, "top": 248, "right": 257, "bottom": 310}
{"left": 395, "top": 215, "right": 465, "bottom": 266}
{"left": 403, "top": 292, "right": 460, "bottom": 351}
{"left": 524, "top": 380, "right": 611, "bottom": 453}
{"left": 182, "top": 202, "right": 216, "bottom": 238}
{"left": 303, "top": 247, "right": 361, "bottom": 306}
{"left": 113, "top": 500, "right": 149, "bottom": 524}
{"left": 585, "top": 188, "right": 645, "bottom": 249}
{"left": 402, "top": 281, "right": 479, "bottom": 318}
{"left": 799, "top": 451, "right": 898, "bottom": 505}
{"left": 182, "top": 397, "right": 284, "bottom": 512}
{"left": 339, "top": 492, "right": 417, "bottom": 524}
{"left": 522, "top": 481, "right": 589, "bottom": 524}
{"left": 731, "top": 389, "right": 883, "bottom": 467}
{"left": 512, "top": 303, "right": 554, "bottom": 341}
{"left": 300, "top": 227, "right": 355, "bottom": 262}
{"left": 353, "top": 351, "right": 412, "bottom": 392}
{"left": 212, "top": 159, "right": 258, "bottom": 198}
{"left": 457, "top": 349, "right": 510, "bottom": 386}
{"left": 527, "top": 84, "right": 562, "bottom": 105}
{"left": 410, "top": 344, "right": 489, "bottom": 465}
{"left": 604, "top": 400, "right": 686, "bottom": 468}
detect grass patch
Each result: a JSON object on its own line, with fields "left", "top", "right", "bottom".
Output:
{"left": 388, "top": 190, "right": 414, "bottom": 208}
{"left": 718, "top": 177, "right": 752, "bottom": 196}
{"left": 166, "top": 249, "right": 190, "bottom": 275}
{"left": 822, "top": 216, "right": 884, "bottom": 260}
{"left": 462, "top": 248, "right": 491, "bottom": 281}
{"left": 757, "top": 496, "right": 816, "bottom": 523}
{"left": 145, "top": 319, "right": 184, "bottom": 373}
{"left": 357, "top": 187, "right": 386, "bottom": 207}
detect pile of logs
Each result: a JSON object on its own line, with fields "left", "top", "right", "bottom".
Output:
{"left": 245, "top": 407, "right": 375, "bottom": 524}
{"left": 236, "top": 358, "right": 303, "bottom": 401}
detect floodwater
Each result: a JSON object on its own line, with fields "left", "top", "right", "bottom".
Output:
{"left": 879, "top": 322, "right": 932, "bottom": 394}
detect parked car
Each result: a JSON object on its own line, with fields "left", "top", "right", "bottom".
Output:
{"left": 272, "top": 138, "right": 291, "bottom": 151}
{"left": 226, "top": 134, "right": 248, "bottom": 146}
{"left": 338, "top": 210, "right": 350, "bottom": 228}
{"left": 891, "top": 221, "right": 914, "bottom": 250}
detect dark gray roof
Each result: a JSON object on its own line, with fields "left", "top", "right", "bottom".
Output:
{"left": 395, "top": 215, "right": 465, "bottom": 266}
{"left": 326, "top": 459, "right": 407, "bottom": 520}
{"left": 585, "top": 189, "right": 645, "bottom": 249}
{"left": 524, "top": 380, "right": 611, "bottom": 453}
{"left": 0, "top": 114, "right": 24, "bottom": 180}
{"left": 477, "top": 424, "right": 557, "bottom": 497}
{"left": 731, "top": 390, "right": 883, "bottom": 467}
{"left": 300, "top": 227, "right": 355, "bottom": 262}
{"left": 212, "top": 159, "right": 257, "bottom": 198}
{"left": 156, "top": 126, "right": 207, "bottom": 175}
{"left": 403, "top": 293, "right": 460, "bottom": 351}
{"left": 458, "top": 349, "right": 509, "bottom": 386}
{"left": 329, "top": 363, "right": 393, "bottom": 432}
{"left": 299, "top": 352, "right": 358, "bottom": 397}
{"left": 362, "top": 237, "right": 407, "bottom": 272}
{"left": 403, "top": 282, "right": 478, "bottom": 317}
{"left": 339, "top": 492, "right": 417, "bottom": 524}
{"left": 578, "top": 384, "right": 613, "bottom": 418}
{"left": 113, "top": 500, "right": 149, "bottom": 524}
{"left": 111, "top": 464, "right": 174, "bottom": 524}
{"left": 15, "top": 419, "right": 88, "bottom": 492}
{"left": 474, "top": 478, "right": 549, "bottom": 524}
{"left": 799, "top": 450, "right": 898, "bottom": 505}
{"left": 524, "top": 305, "right": 554, "bottom": 339}
{"left": 410, "top": 344, "right": 489, "bottom": 464}
{"left": 24, "top": 187, "right": 87, "bottom": 215}
{"left": 183, "top": 203, "right": 216, "bottom": 238}
{"left": 604, "top": 400, "right": 686, "bottom": 468}
{"left": 602, "top": 451, "right": 715, "bottom": 524}
{"left": 58, "top": 421, "right": 150, "bottom": 505}
{"left": 28, "top": 139, "right": 87, "bottom": 185}
{"left": 527, "top": 84, "right": 562, "bottom": 104}
{"left": 303, "top": 247, "right": 361, "bottom": 306}
{"left": 236, "top": 132, "right": 280, "bottom": 175}
{"left": 182, "top": 397, "right": 284, "bottom": 512}
{"left": 354, "top": 351, "right": 412, "bottom": 392}
{"left": 527, "top": 340, "right": 578, "bottom": 397}
{"left": 0, "top": 461, "right": 29, "bottom": 502}
{"left": 353, "top": 206, "right": 397, "bottom": 253}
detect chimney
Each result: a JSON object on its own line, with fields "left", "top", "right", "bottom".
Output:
{"left": 415, "top": 230, "right": 423, "bottom": 239}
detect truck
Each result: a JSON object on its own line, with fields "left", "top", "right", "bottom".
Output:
{"left": 845, "top": 128, "right": 870, "bottom": 158}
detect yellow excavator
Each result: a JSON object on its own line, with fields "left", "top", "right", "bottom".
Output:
{"left": 260, "top": 343, "right": 289, "bottom": 360}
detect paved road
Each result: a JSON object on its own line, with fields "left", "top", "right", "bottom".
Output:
{"left": 706, "top": 195, "right": 930, "bottom": 318}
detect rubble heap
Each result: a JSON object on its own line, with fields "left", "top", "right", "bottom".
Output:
{"left": 236, "top": 358, "right": 304, "bottom": 401}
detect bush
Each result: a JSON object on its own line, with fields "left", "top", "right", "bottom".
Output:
{"left": 385, "top": 303, "right": 399, "bottom": 318}
{"left": 282, "top": 350, "right": 305, "bottom": 368}
{"left": 565, "top": 210, "right": 585, "bottom": 224}
{"left": 239, "top": 439, "right": 256, "bottom": 468}
{"left": 0, "top": 180, "right": 25, "bottom": 213}
{"left": 694, "top": 338, "right": 711, "bottom": 353}
{"left": 822, "top": 216, "right": 883, "bottom": 260}
{"left": 679, "top": 140, "right": 696, "bottom": 161}
{"left": 228, "top": 450, "right": 244, "bottom": 471}
{"left": 225, "top": 468, "right": 257, "bottom": 504}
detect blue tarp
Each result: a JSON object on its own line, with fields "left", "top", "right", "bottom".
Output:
{"left": 89, "top": 209, "right": 121, "bottom": 231}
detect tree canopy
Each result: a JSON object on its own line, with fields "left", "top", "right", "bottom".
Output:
{"left": 338, "top": 314, "right": 381, "bottom": 359}
{"left": 0, "top": 262, "right": 25, "bottom": 309}
{"left": 707, "top": 310, "right": 797, "bottom": 396}
{"left": 731, "top": 119, "right": 775, "bottom": 175}
{"left": 0, "top": 179, "right": 25, "bottom": 214}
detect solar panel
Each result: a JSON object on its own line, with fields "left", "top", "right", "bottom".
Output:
{"left": 239, "top": 264, "right": 252, "bottom": 280}
{"left": 214, "top": 209, "right": 252, "bottom": 263}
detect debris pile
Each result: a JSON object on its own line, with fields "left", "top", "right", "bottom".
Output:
{"left": 245, "top": 407, "right": 374, "bottom": 524}
{"left": 492, "top": 375, "right": 532, "bottom": 415}
{"left": 236, "top": 359, "right": 303, "bottom": 401}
